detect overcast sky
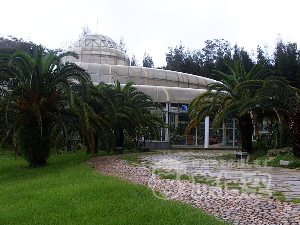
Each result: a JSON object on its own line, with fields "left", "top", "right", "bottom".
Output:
{"left": 1, "top": 0, "right": 299, "bottom": 67}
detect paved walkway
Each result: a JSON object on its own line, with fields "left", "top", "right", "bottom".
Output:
{"left": 141, "top": 151, "right": 300, "bottom": 200}
{"left": 87, "top": 153, "right": 300, "bottom": 225}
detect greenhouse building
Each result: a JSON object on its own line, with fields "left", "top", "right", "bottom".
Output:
{"left": 62, "top": 34, "right": 239, "bottom": 148}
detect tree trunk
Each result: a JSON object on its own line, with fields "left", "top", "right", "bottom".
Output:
{"left": 116, "top": 128, "right": 124, "bottom": 154}
{"left": 94, "top": 133, "right": 99, "bottom": 154}
{"left": 85, "top": 131, "right": 95, "bottom": 154}
{"left": 18, "top": 124, "right": 51, "bottom": 167}
{"left": 238, "top": 113, "right": 254, "bottom": 153}
{"left": 289, "top": 110, "right": 300, "bottom": 157}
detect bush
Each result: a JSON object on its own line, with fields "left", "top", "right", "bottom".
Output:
{"left": 252, "top": 140, "right": 273, "bottom": 157}
{"left": 266, "top": 154, "right": 300, "bottom": 168}
{"left": 122, "top": 132, "right": 135, "bottom": 150}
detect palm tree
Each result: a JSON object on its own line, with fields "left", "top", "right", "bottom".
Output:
{"left": 95, "top": 82, "right": 135, "bottom": 153}
{"left": 0, "top": 46, "right": 91, "bottom": 166}
{"left": 97, "top": 81, "right": 164, "bottom": 153}
{"left": 238, "top": 77, "right": 300, "bottom": 156}
{"left": 186, "top": 61, "right": 271, "bottom": 153}
{"left": 72, "top": 84, "right": 115, "bottom": 154}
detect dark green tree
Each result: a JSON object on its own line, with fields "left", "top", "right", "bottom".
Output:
{"left": 0, "top": 46, "right": 91, "bottom": 166}
{"left": 232, "top": 44, "right": 254, "bottom": 73}
{"left": 238, "top": 77, "right": 300, "bottom": 156}
{"left": 186, "top": 61, "right": 271, "bottom": 153}
{"left": 274, "top": 39, "right": 300, "bottom": 88}
{"left": 143, "top": 52, "right": 154, "bottom": 68}
{"left": 96, "top": 81, "right": 164, "bottom": 152}
{"left": 165, "top": 43, "right": 185, "bottom": 72}
{"left": 131, "top": 54, "right": 139, "bottom": 66}
{"left": 0, "top": 36, "right": 37, "bottom": 57}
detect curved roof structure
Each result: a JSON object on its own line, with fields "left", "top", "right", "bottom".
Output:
{"left": 62, "top": 34, "right": 216, "bottom": 104}
{"left": 64, "top": 34, "right": 130, "bottom": 66}
{"left": 74, "top": 34, "right": 118, "bottom": 49}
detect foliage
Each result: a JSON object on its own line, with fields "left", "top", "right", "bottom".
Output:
{"left": 164, "top": 40, "right": 253, "bottom": 79}
{"left": 142, "top": 52, "right": 154, "bottom": 68}
{"left": 122, "top": 131, "right": 135, "bottom": 150}
{"left": 239, "top": 76, "right": 300, "bottom": 156}
{"left": 130, "top": 54, "right": 139, "bottom": 66}
{"left": 272, "top": 191, "right": 286, "bottom": 201}
{"left": 17, "top": 124, "right": 51, "bottom": 167}
{"left": 232, "top": 44, "right": 254, "bottom": 72}
{"left": 0, "top": 35, "right": 37, "bottom": 57}
{"left": 0, "top": 43, "right": 164, "bottom": 162}
{"left": 120, "top": 154, "right": 143, "bottom": 165}
{"left": 96, "top": 81, "right": 164, "bottom": 153}
{"left": 252, "top": 140, "right": 273, "bottom": 157}
{"left": 274, "top": 38, "right": 300, "bottom": 89}
{"left": 72, "top": 84, "right": 115, "bottom": 154}
{"left": 186, "top": 61, "right": 272, "bottom": 153}
{"left": 164, "top": 37, "right": 300, "bottom": 92}
{"left": 268, "top": 154, "right": 300, "bottom": 168}
{"left": 0, "top": 46, "right": 91, "bottom": 166}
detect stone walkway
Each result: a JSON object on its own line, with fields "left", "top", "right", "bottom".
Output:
{"left": 141, "top": 151, "right": 300, "bottom": 200}
{"left": 87, "top": 153, "right": 300, "bottom": 225}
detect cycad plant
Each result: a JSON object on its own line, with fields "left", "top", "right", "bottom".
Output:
{"left": 73, "top": 83, "right": 115, "bottom": 154}
{"left": 0, "top": 46, "right": 91, "bottom": 166}
{"left": 97, "top": 81, "right": 164, "bottom": 152}
{"left": 186, "top": 61, "right": 271, "bottom": 153}
{"left": 238, "top": 76, "right": 300, "bottom": 156}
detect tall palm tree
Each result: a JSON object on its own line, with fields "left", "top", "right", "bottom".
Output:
{"left": 186, "top": 61, "right": 271, "bottom": 153}
{"left": 0, "top": 46, "right": 91, "bottom": 166}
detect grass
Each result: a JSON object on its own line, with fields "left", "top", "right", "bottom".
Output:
{"left": 256, "top": 154, "right": 300, "bottom": 168}
{"left": 272, "top": 191, "right": 286, "bottom": 201}
{"left": 120, "top": 154, "right": 143, "bottom": 165}
{"left": 0, "top": 148, "right": 228, "bottom": 225}
{"left": 292, "top": 198, "right": 300, "bottom": 203}
{"left": 153, "top": 169, "right": 192, "bottom": 181}
{"left": 97, "top": 148, "right": 142, "bottom": 156}
{"left": 214, "top": 153, "right": 235, "bottom": 161}
{"left": 271, "top": 191, "right": 300, "bottom": 203}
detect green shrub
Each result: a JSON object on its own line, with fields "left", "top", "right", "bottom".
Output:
{"left": 252, "top": 140, "right": 273, "bottom": 157}
{"left": 264, "top": 154, "right": 300, "bottom": 168}
{"left": 123, "top": 132, "right": 135, "bottom": 150}
{"left": 287, "top": 161, "right": 300, "bottom": 169}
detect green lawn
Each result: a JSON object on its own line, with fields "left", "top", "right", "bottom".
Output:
{"left": 0, "top": 149, "right": 227, "bottom": 225}
{"left": 256, "top": 153, "right": 300, "bottom": 168}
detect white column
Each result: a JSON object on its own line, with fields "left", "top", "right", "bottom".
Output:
{"left": 195, "top": 127, "right": 198, "bottom": 147}
{"left": 204, "top": 116, "right": 209, "bottom": 148}
{"left": 232, "top": 119, "right": 236, "bottom": 147}
{"left": 222, "top": 121, "right": 226, "bottom": 146}
{"left": 165, "top": 103, "right": 170, "bottom": 142}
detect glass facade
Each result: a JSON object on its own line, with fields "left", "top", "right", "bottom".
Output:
{"left": 161, "top": 104, "right": 240, "bottom": 147}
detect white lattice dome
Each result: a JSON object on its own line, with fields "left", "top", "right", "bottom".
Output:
{"left": 74, "top": 34, "right": 118, "bottom": 49}
{"left": 62, "top": 34, "right": 130, "bottom": 66}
